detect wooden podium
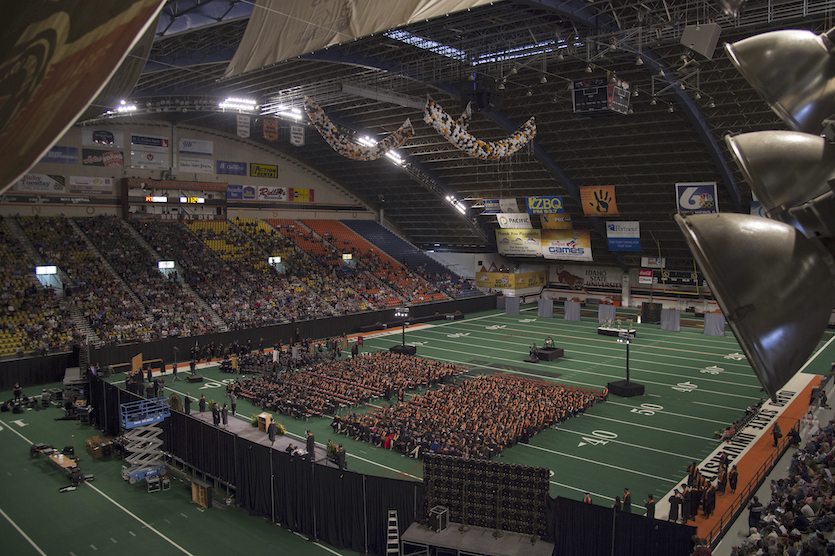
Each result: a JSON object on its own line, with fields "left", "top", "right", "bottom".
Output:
{"left": 257, "top": 412, "right": 272, "bottom": 433}
{"left": 191, "top": 478, "right": 211, "bottom": 508}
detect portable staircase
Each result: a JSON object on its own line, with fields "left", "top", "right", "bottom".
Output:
{"left": 119, "top": 397, "right": 170, "bottom": 484}
{"left": 386, "top": 509, "right": 401, "bottom": 556}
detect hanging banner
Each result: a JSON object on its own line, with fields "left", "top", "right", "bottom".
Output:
{"left": 483, "top": 198, "right": 518, "bottom": 214}
{"left": 263, "top": 119, "right": 278, "bottom": 141}
{"left": 496, "top": 229, "right": 541, "bottom": 256}
{"left": 131, "top": 151, "right": 170, "bottom": 170}
{"left": 540, "top": 214, "right": 572, "bottom": 229}
{"left": 641, "top": 257, "right": 666, "bottom": 268}
{"left": 250, "top": 163, "right": 278, "bottom": 178}
{"left": 179, "top": 157, "right": 214, "bottom": 174}
{"left": 580, "top": 185, "right": 619, "bottom": 216}
{"left": 541, "top": 230, "right": 593, "bottom": 261}
{"left": 237, "top": 114, "right": 251, "bottom": 138}
{"left": 290, "top": 188, "right": 314, "bottom": 202}
{"left": 290, "top": 125, "right": 305, "bottom": 147}
{"left": 82, "top": 148, "right": 123, "bottom": 168}
{"left": 178, "top": 138, "right": 213, "bottom": 156}
{"left": 606, "top": 221, "right": 641, "bottom": 251}
{"left": 217, "top": 160, "right": 247, "bottom": 176}
{"left": 525, "top": 196, "right": 564, "bottom": 214}
{"left": 39, "top": 146, "right": 78, "bottom": 165}
{"left": 17, "top": 174, "right": 65, "bottom": 193}
{"left": 497, "top": 213, "right": 532, "bottom": 229}
{"left": 83, "top": 129, "right": 125, "bottom": 149}
{"left": 676, "top": 182, "right": 718, "bottom": 215}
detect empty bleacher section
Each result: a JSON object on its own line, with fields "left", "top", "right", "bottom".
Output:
{"left": 18, "top": 216, "right": 147, "bottom": 346}
{"left": 0, "top": 217, "right": 76, "bottom": 357}
{"left": 340, "top": 220, "right": 482, "bottom": 298}
{"left": 74, "top": 215, "right": 219, "bottom": 339}
{"left": 304, "top": 220, "right": 448, "bottom": 305}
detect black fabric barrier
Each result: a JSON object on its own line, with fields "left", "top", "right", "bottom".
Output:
{"left": 0, "top": 352, "right": 72, "bottom": 390}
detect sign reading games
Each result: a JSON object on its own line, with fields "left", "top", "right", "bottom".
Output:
{"left": 541, "top": 230, "right": 592, "bottom": 261}
{"left": 250, "top": 163, "right": 278, "bottom": 178}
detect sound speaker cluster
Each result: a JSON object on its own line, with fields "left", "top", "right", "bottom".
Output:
{"left": 423, "top": 454, "right": 549, "bottom": 536}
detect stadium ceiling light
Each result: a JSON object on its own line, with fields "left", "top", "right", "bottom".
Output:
{"left": 219, "top": 97, "right": 257, "bottom": 112}
{"left": 726, "top": 26, "right": 835, "bottom": 134}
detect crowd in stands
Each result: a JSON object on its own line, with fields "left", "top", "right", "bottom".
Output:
{"left": 333, "top": 374, "right": 606, "bottom": 460}
{"left": 19, "top": 215, "right": 150, "bottom": 345}
{"left": 76, "top": 215, "right": 218, "bottom": 340}
{"left": 238, "top": 351, "right": 463, "bottom": 419}
{"left": 0, "top": 215, "right": 478, "bottom": 358}
{"left": 408, "top": 262, "right": 472, "bottom": 299}
{"left": 0, "top": 217, "right": 76, "bottom": 356}
{"left": 735, "top": 416, "right": 835, "bottom": 556}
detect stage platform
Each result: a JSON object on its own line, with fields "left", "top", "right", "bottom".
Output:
{"left": 401, "top": 522, "right": 553, "bottom": 556}
{"left": 607, "top": 379, "right": 645, "bottom": 397}
{"left": 597, "top": 327, "right": 637, "bottom": 338}
{"left": 390, "top": 344, "right": 417, "bottom": 355}
{"left": 535, "top": 347, "right": 563, "bottom": 361}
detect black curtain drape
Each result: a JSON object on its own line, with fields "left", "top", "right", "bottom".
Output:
{"left": 554, "top": 497, "right": 614, "bottom": 556}
{"left": 274, "top": 452, "right": 315, "bottom": 532}
{"left": 614, "top": 510, "right": 696, "bottom": 556}
{"left": 217, "top": 428, "right": 237, "bottom": 485}
{"left": 311, "top": 465, "right": 365, "bottom": 553}
{"left": 364, "top": 474, "right": 424, "bottom": 556}
{"left": 234, "top": 437, "right": 273, "bottom": 517}
{"left": 186, "top": 416, "right": 206, "bottom": 470}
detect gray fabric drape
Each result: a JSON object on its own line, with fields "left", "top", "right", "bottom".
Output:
{"left": 704, "top": 312, "right": 726, "bottom": 336}
{"left": 564, "top": 301, "right": 581, "bottom": 322}
{"left": 661, "top": 308, "right": 681, "bottom": 332}
{"left": 505, "top": 297, "right": 521, "bottom": 315}
{"left": 538, "top": 298, "right": 554, "bottom": 318}
{"left": 598, "top": 304, "right": 616, "bottom": 324}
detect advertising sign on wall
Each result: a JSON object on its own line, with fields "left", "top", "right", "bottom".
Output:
{"left": 82, "top": 148, "right": 123, "bottom": 168}
{"left": 525, "top": 196, "right": 564, "bottom": 214}
{"left": 541, "top": 230, "right": 593, "bottom": 261}
{"left": 606, "top": 221, "right": 641, "bottom": 251}
{"left": 495, "top": 229, "right": 541, "bottom": 256}
{"left": 69, "top": 176, "right": 113, "bottom": 194}
{"left": 250, "top": 163, "right": 278, "bottom": 178}
{"left": 540, "top": 214, "right": 572, "bottom": 229}
{"left": 497, "top": 213, "right": 532, "bottom": 229}
{"left": 483, "top": 198, "right": 519, "bottom": 214}
{"left": 217, "top": 160, "right": 247, "bottom": 176}
{"left": 476, "top": 271, "right": 546, "bottom": 290}
{"left": 676, "top": 182, "right": 718, "bottom": 215}
{"left": 130, "top": 151, "right": 170, "bottom": 169}
{"left": 17, "top": 174, "right": 65, "bottom": 193}
{"left": 39, "top": 146, "right": 78, "bottom": 165}
{"left": 130, "top": 134, "right": 169, "bottom": 153}
{"left": 258, "top": 186, "right": 288, "bottom": 201}
{"left": 178, "top": 138, "right": 213, "bottom": 156}
{"left": 179, "top": 156, "right": 214, "bottom": 174}
{"left": 290, "top": 188, "right": 314, "bottom": 202}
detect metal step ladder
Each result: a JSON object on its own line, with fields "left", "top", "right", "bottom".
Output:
{"left": 119, "top": 398, "right": 170, "bottom": 485}
{"left": 386, "top": 509, "right": 400, "bottom": 556}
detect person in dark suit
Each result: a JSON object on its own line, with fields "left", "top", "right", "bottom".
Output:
{"left": 199, "top": 394, "right": 206, "bottom": 413}
{"left": 645, "top": 494, "right": 655, "bottom": 518}
{"left": 623, "top": 488, "right": 631, "bottom": 513}
{"left": 668, "top": 489, "right": 682, "bottom": 522}
{"left": 184, "top": 393, "right": 191, "bottom": 415}
{"left": 221, "top": 403, "right": 228, "bottom": 427}
{"left": 212, "top": 402, "right": 220, "bottom": 426}
{"left": 306, "top": 430, "right": 315, "bottom": 463}
{"left": 681, "top": 485, "right": 692, "bottom": 522}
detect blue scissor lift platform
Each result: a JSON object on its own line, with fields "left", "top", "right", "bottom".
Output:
{"left": 120, "top": 398, "right": 170, "bottom": 484}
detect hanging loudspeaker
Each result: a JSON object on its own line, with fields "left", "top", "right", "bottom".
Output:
{"left": 725, "top": 27, "right": 835, "bottom": 134}
{"left": 675, "top": 213, "right": 835, "bottom": 399}
{"left": 726, "top": 130, "right": 835, "bottom": 238}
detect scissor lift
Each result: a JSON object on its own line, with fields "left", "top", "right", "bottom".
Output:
{"left": 119, "top": 397, "right": 170, "bottom": 484}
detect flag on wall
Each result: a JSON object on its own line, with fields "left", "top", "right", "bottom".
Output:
{"left": 263, "top": 118, "right": 278, "bottom": 141}
{"left": 237, "top": 115, "right": 250, "bottom": 138}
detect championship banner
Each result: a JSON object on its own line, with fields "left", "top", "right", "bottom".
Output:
{"left": 17, "top": 174, "right": 65, "bottom": 193}
{"left": 178, "top": 138, "right": 213, "bottom": 156}
{"left": 250, "top": 163, "right": 278, "bottom": 178}
{"left": 676, "top": 182, "right": 718, "bottom": 215}
{"left": 497, "top": 213, "right": 532, "bottom": 229}
{"left": 496, "top": 229, "right": 541, "bottom": 256}
{"left": 483, "top": 198, "right": 519, "bottom": 214}
{"left": 131, "top": 134, "right": 169, "bottom": 153}
{"left": 69, "top": 176, "right": 113, "bottom": 194}
{"left": 39, "top": 146, "right": 78, "bottom": 165}
{"left": 82, "top": 129, "right": 125, "bottom": 149}
{"left": 290, "top": 125, "right": 305, "bottom": 146}
{"left": 131, "top": 150, "right": 169, "bottom": 170}
{"left": 217, "top": 160, "right": 247, "bottom": 176}
{"left": 541, "top": 229, "right": 593, "bottom": 261}
{"left": 290, "top": 188, "right": 314, "bottom": 202}
{"left": 258, "top": 186, "right": 288, "bottom": 201}
{"left": 82, "top": 148, "right": 123, "bottom": 168}
{"left": 540, "top": 214, "right": 572, "bottom": 229}
{"left": 476, "top": 271, "right": 546, "bottom": 290}
{"left": 580, "top": 185, "right": 619, "bottom": 216}
{"left": 606, "top": 221, "right": 641, "bottom": 251}
{"left": 263, "top": 119, "right": 278, "bottom": 141}
{"left": 179, "top": 156, "right": 214, "bottom": 174}
{"left": 525, "top": 196, "right": 564, "bottom": 214}
{"left": 237, "top": 114, "right": 250, "bottom": 138}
